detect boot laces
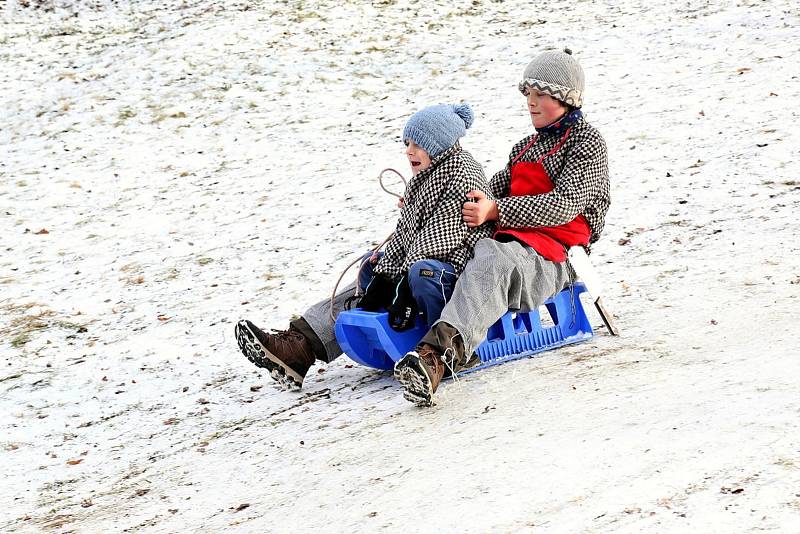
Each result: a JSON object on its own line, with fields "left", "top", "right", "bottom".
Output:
{"left": 418, "top": 345, "right": 445, "bottom": 374}
{"left": 269, "top": 329, "right": 305, "bottom": 344}
{"left": 420, "top": 343, "right": 460, "bottom": 383}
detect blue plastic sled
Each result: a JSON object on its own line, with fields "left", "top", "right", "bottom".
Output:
{"left": 334, "top": 282, "right": 594, "bottom": 375}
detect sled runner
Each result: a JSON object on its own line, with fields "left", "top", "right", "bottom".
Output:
{"left": 335, "top": 282, "right": 595, "bottom": 375}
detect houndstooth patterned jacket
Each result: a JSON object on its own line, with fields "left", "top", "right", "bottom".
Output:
{"left": 375, "top": 143, "right": 493, "bottom": 278}
{"left": 490, "top": 118, "right": 610, "bottom": 246}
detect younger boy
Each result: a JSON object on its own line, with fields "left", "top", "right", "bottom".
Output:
{"left": 235, "top": 103, "right": 493, "bottom": 389}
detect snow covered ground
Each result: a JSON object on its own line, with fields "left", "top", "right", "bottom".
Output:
{"left": 1, "top": 0, "right": 799, "bottom": 532}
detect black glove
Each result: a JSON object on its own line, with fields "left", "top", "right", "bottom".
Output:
{"left": 358, "top": 274, "right": 396, "bottom": 311}
{"left": 387, "top": 275, "right": 418, "bottom": 331}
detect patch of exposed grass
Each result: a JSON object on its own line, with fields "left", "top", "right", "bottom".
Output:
{"left": 159, "top": 268, "right": 180, "bottom": 281}
{"left": 11, "top": 332, "right": 32, "bottom": 348}
{"left": 288, "top": 8, "right": 327, "bottom": 23}
{"left": 119, "top": 262, "right": 145, "bottom": 285}
{"left": 116, "top": 107, "right": 137, "bottom": 126}
{"left": 1, "top": 302, "right": 88, "bottom": 349}
{"left": 152, "top": 110, "right": 188, "bottom": 123}
{"left": 362, "top": 45, "right": 388, "bottom": 54}
{"left": 1, "top": 302, "right": 54, "bottom": 348}
{"left": 351, "top": 88, "right": 373, "bottom": 99}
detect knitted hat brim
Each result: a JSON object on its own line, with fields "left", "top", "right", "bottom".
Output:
{"left": 518, "top": 78, "right": 583, "bottom": 108}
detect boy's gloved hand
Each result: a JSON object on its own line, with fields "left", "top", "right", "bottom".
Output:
{"left": 358, "top": 274, "right": 396, "bottom": 311}
{"left": 387, "top": 275, "right": 418, "bottom": 331}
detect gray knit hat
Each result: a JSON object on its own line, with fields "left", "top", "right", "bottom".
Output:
{"left": 518, "top": 48, "right": 585, "bottom": 108}
{"left": 403, "top": 103, "right": 474, "bottom": 158}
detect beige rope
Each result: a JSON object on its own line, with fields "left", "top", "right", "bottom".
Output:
{"left": 328, "top": 168, "right": 407, "bottom": 322}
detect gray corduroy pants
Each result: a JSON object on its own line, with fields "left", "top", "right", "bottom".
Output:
{"left": 420, "top": 238, "right": 572, "bottom": 367}
{"left": 293, "top": 281, "right": 358, "bottom": 363}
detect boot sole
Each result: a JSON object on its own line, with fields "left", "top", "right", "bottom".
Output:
{"left": 394, "top": 353, "right": 434, "bottom": 407}
{"left": 235, "top": 320, "right": 304, "bottom": 389}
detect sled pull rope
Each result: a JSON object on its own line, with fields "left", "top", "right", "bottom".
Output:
{"left": 378, "top": 167, "right": 406, "bottom": 200}
{"left": 329, "top": 168, "right": 408, "bottom": 322}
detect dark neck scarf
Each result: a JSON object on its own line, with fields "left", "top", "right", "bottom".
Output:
{"left": 536, "top": 108, "right": 583, "bottom": 135}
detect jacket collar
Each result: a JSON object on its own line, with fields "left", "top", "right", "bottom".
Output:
{"left": 413, "top": 142, "right": 461, "bottom": 180}
{"left": 430, "top": 142, "right": 461, "bottom": 168}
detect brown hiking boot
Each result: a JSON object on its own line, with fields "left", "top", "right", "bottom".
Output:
{"left": 393, "top": 343, "right": 447, "bottom": 407}
{"left": 235, "top": 319, "right": 315, "bottom": 389}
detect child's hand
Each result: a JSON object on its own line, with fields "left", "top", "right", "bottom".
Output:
{"left": 462, "top": 190, "right": 498, "bottom": 227}
{"left": 397, "top": 197, "right": 405, "bottom": 209}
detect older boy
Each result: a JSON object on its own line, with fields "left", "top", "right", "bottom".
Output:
{"left": 395, "top": 49, "right": 611, "bottom": 406}
{"left": 236, "top": 103, "right": 493, "bottom": 389}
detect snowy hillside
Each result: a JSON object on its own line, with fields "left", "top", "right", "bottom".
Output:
{"left": 1, "top": 0, "right": 799, "bottom": 532}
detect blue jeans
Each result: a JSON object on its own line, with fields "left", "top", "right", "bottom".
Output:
{"left": 358, "top": 253, "right": 457, "bottom": 328}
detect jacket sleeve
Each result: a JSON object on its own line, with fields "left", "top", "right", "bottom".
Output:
{"left": 489, "top": 164, "right": 511, "bottom": 199}
{"left": 374, "top": 177, "right": 412, "bottom": 279}
{"left": 373, "top": 233, "right": 405, "bottom": 279}
{"left": 401, "top": 174, "right": 474, "bottom": 272}
{"left": 495, "top": 133, "right": 608, "bottom": 229}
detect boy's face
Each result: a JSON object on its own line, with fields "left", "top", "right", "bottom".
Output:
{"left": 525, "top": 90, "right": 568, "bottom": 129}
{"left": 405, "top": 140, "right": 432, "bottom": 176}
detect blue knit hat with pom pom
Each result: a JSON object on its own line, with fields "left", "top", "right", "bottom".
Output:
{"left": 403, "top": 103, "right": 474, "bottom": 158}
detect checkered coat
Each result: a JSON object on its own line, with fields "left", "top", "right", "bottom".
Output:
{"left": 375, "top": 143, "right": 493, "bottom": 279}
{"left": 490, "top": 118, "right": 610, "bottom": 246}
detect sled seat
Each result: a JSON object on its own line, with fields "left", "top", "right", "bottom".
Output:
{"left": 334, "top": 282, "right": 594, "bottom": 374}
